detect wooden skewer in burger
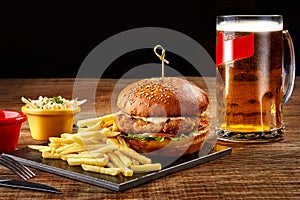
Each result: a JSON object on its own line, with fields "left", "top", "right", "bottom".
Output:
{"left": 115, "top": 45, "right": 210, "bottom": 157}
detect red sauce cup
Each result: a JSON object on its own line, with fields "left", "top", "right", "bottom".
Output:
{"left": 0, "top": 110, "right": 27, "bottom": 152}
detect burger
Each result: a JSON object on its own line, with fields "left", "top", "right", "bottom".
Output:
{"left": 115, "top": 77, "right": 210, "bottom": 157}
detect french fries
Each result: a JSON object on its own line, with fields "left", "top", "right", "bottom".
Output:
{"left": 107, "top": 152, "right": 133, "bottom": 176}
{"left": 114, "top": 150, "right": 132, "bottom": 167}
{"left": 76, "top": 114, "right": 115, "bottom": 128}
{"left": 67, "top": 157, "right": 108, "bottom": 166}
{"left": 81, "top": 164, "right": 122, "bottom": 176}
{"left": 131, "top": 163, "right": 162, "bottom": 172}
{"left": 28, "top": 113, "right": 162, "bottom": 177}
{"left": 119, "top": 146, "right": 152, "bottom": 165}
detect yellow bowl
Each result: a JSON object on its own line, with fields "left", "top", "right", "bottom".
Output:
{"left": 21, "top": 106, "right": 80, "bottom": 140}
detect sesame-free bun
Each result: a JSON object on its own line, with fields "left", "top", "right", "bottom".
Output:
{"left": 117, "top": 77, "right": 209, "bottom": 117}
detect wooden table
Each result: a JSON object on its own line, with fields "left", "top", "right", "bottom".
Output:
{"left": 0, "top": 77, "right": 299, "bottom": 199}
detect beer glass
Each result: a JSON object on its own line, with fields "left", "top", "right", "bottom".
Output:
{"left": 216, "top": 15, "right": 295, "bottom": 143}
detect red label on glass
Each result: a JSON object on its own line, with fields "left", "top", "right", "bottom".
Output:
{"left": 216, "top": 32, "right": 255, "bottom": 66}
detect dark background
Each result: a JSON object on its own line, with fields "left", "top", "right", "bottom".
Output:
{"left": 0, "top": 0, "right": 299, "bottom": 78}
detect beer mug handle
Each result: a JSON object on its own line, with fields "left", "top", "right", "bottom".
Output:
{"left": 282, "top": 30, "right": 296, "bottom": 105}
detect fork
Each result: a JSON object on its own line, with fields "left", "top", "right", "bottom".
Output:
{"left": 0, "top": 155, "right": 35, "bottom": 180}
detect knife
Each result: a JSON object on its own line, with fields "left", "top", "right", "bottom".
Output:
{"left": 0, "top": 179, "right": 61, "bottom": 194}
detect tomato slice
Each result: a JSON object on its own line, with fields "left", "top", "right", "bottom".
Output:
{"left": 198, "top": 120, "right": 209, "bottom": 131}
{"left": 144, "top": 133, "right": 175, "bottom": 138}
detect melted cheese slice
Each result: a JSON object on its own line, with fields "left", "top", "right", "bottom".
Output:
{"left": 131, "top": 115, "right": 185, "bottom": 125}
{"left": 117, "top": 111, "right": 184, "bottom": 125}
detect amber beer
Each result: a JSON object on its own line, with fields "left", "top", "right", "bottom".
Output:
{"left": 215, "top": 15, "right": 295, "bottom": 142}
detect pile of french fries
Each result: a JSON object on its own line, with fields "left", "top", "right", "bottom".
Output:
{"left": 28, "top": 113, "right": 161, "bottom": 177}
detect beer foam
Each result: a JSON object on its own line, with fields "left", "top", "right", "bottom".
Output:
{"left": 217, "top": 20, "right": 282, "bottom": 32}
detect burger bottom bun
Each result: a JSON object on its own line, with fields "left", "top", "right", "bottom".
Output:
{"left": 122, "top": 130, "right": 209, "bottom": 157}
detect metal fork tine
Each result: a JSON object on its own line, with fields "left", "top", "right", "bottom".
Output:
{"left": 0, "top": 157, "right": 29, "bottom": 180}
{"left": 1, "top": 155, "right": 35, "bottom": 178}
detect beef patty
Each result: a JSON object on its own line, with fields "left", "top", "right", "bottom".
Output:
{"left": 115, "top": 112, "right": 200, "bottom": 135}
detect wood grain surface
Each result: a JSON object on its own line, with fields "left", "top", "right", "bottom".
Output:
{"left": 0, "top": 77, "right": 299, "bottom": 199}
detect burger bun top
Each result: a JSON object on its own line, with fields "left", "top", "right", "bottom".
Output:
{"left": 117, "top": 77, "right": 209, "bottom": 117}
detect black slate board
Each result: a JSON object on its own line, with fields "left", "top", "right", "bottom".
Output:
{"left": 4, "top": 143, "right": 231, "bottom": 191}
